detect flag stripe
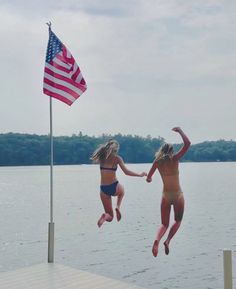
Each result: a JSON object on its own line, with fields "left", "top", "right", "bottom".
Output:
{"left": 44, "top": 67, "right": 86, "bottom": 91}
{"left": 45, "top": 62, "right": 71, "bottom": 79}
{"left": 62, "top": 48, "right": 75, "bottom": 64}
{"left": 54, "top": 55, "right": 71, "bottom": 69}
{"left": 57, "top": 52, "right": 75, "bottom": 66}
{"left": 43, "top": 82, "right": 76, "bottom": 102}
{"left": 44, "top": 78, "right": 81, "bottom": 99}
{"left": 43, "top": 88, "right": 74, "bottom": 105}
{"left": 49, "top": 60, "right": 71, "bottom": 74}
{"left": 75, "top": 71, "right": 83, "bottom": 82}
{"left": 43, "top": 82, "right": 76, "bottom": 103}
{"left": 72, "top": 65, "right": 81, "bottom": 80}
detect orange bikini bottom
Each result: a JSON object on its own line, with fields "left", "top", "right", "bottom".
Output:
{"left": 163, "top": 190, "right": 183, "bottom": 204}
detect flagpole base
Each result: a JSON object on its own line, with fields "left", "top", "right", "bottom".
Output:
{"left": 223, "top": 249, "right": 233, "bottom": 289}
{"left": 48, "top": 222, "right": 55, "bottom": 263}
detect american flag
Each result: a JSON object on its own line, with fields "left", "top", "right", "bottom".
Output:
{"left": 43, "top": 28, "right": 87, "bottom": 106}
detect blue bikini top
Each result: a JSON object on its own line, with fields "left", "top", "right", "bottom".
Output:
{"left": 100, "top": 166, "right": 117, "bottom": 171}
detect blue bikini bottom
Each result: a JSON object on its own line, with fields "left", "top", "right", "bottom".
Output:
{"left": 100, "top": 181, "right": 119, "bottom": 196}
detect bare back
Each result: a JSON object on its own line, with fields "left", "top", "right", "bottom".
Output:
{"left": 99, "top": 155, "right": 118, "bottom": 185}
{"left": 157, "top": 158, "right": 181, "bottom": 192}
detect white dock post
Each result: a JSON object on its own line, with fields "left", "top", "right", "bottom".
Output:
{"left": 223, "top": 249, "right": 233, "bottom": 289}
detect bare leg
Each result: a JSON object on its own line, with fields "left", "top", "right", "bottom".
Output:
{"left": 97, "top": 192, "right": 114, "bottom": 228}
{"left": 163, "top": 194, "right": 184, "bottom": 254}
{"left": 115, "top": 208, "right": 121, "bottom": 222}
{"left": 152, "top": 196, "right": 171, "bottom": 257}
{"left": 115, "top": 183, "right": 124, "bottom": 222}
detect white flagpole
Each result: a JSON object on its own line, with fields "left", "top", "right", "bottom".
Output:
{"left": 48, "top": 96, "right": 54, "bottom": 263}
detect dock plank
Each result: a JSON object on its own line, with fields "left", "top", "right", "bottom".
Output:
{"left": 0, "top": 263, "right": 146, "bottom": 289}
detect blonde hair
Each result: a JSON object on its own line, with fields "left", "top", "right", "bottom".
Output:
{"left": 91, "top": 139, "right": 119, "bottom": 162}
{"left": 155, "top": 143, "right": 174, "bottom": 163}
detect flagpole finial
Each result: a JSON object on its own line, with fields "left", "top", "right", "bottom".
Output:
{"left": 46, "top": 21, "right": 52, "bottom": 31}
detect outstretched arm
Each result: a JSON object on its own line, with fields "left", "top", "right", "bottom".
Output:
{"left": 117, "top": 156, "right": 147, "bottom": 177}
{"left": 146, "top": 161, "right": 158, "bottom": 183}
{"left": 172, "top": 127, "right": 191, "bottom": 160}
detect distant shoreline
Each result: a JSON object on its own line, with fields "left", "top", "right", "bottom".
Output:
{"left": 1, "top": 132, "right": 236, "bottom": 166}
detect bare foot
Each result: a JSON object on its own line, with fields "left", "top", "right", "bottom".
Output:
{"left": 115, "top": 208, "right": 121, "bottom": 221}
{"left": 97, "top": 213, "right": 106, "bottom": 228}
{"left": 164, "top": 241, "right": 169, "bottom": 255}
{"left": 152, "top": 240, "right": 159, "bottom": 257}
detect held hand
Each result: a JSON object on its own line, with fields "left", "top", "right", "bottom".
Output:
{"left": 140, "top": 172, "right": 147, "bottom": 177}
{"left": 146, "top": 177, "right": 152, "bottom": 183}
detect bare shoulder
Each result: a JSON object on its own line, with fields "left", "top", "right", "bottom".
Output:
{"left": 173, "top": 152, "right": 185, "bottom": 163}
{"left": 172, "top": 155, "right": 180, "bottom": 161}
{"left": 115, "top": 155, "right": 123, "bottom": 164}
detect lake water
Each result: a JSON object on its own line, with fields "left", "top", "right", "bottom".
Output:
{"left": 0, "top": 163, "right": 236, "bottom": 289}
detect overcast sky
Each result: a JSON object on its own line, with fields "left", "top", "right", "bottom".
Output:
{"left": 0, "top": 0, "right": 235, "bottom": 144}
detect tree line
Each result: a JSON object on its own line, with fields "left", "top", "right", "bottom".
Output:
{"left": 0, "top": 132, "right": 236, "bottom": 166}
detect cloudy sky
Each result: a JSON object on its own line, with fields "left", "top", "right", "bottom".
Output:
{"left": 0, "top": 0, "right": 235, "bottom": 144}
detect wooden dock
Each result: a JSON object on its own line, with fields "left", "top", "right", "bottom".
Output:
{"left": 0, "top": 263, "right": 146, "bottom": 289}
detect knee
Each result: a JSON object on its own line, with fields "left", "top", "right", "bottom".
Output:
{"left": 175, "top": 213, "right": 183, "bottom": 222}
{"left": 162, "top": 222, "right": 169, "bottom": 229}
{"left": 119, "top": 190, "right": 125, "bottom": 197}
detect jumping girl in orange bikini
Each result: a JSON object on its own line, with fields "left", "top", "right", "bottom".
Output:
{"left": 146, "top": 127, "right": 191, "bottom": 257}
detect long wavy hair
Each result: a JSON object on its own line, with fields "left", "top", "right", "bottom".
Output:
{"left": 91, "top": 139, "right": 120, "bottom": 162}
{"left": 155, "top": 143, "right": 174, "bottom": 163}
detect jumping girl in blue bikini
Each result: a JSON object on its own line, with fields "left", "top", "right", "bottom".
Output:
{"left": 91, "top": 140, "right": 147, "bottom": 228}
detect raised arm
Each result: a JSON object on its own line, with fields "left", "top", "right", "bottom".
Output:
{"left": 146, "top": 161, "right": 158, "bottom": 183}
{"left": 172, "top": 127, "right": 191, "bottom": 160}
{"left": 117, "top": 156, "right": 146, "bottom": 177}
